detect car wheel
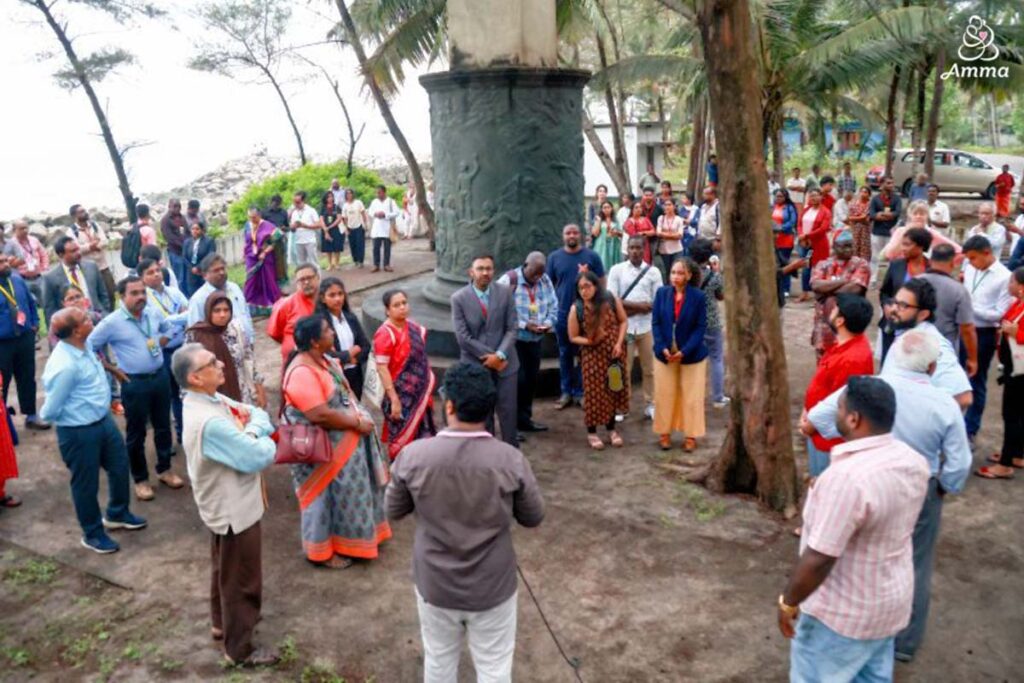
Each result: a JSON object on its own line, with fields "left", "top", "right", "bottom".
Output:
{"left": 902, "top": 179, "right": 914, "bottom": 197}
{"left": 984, "top": 182, "right": 996, "bottom": 200}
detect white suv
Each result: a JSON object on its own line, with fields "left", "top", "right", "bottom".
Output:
{"left": 891, "top": 148, "right": 1009, "bottom": 198}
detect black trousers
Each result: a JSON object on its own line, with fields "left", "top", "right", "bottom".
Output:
{"left": 0, "top": 332, "right": 36, "bottom": 417}
{"left": 515, "top": 340, "right": 542, "bottom": 427}
{"left": 163, "top": 348, "right": 183, "bottom": 442}
{"left": 121, "top": 370, "right": 174, "bottom": 482}
{"left": 372, "top": 237, "right": 391, "bottom": 267}
{"left": 1000, "top": 371, "right": 1024, "bottom": 466}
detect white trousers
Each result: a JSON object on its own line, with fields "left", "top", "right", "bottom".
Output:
{"left": 294, "top": 241, "right": 320, "bottom": 272}
{"left": 869, "top": 233, "right": 889, "bottom": 284}
{"left": 416, "top": 589, "right": 517, "bottom": 683}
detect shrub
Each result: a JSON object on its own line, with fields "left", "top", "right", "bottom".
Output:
{"left": 227, "top": 161, "right": 404, "bottom": 231}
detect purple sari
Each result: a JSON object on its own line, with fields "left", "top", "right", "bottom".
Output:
{"left": 243, "top": 219, "right": 282, "bottom": 314}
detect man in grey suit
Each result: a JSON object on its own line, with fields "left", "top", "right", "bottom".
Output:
{"left": 42, "top": 235, "right": 112, "bottom": 327}
{"left": 451, "top": 254, "right": 520, "bottom": 446}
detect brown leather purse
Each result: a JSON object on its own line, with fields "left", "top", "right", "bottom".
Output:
{"left": 274, "top": 364, "right": 333, "bottom": 465}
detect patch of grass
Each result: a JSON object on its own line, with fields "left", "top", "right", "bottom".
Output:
{"left": 4, "top": 647, "right": 31, "bottom": 667}
{"left": 676, "top": 482, "right": 727, "bottom": 522}
{"left": 61, "top": 632, "right": 96, "bottom": 668}
{"left": 98, "top": 652, "right": 120, "bottom": 680}
{"left": 3, "top": 558, "right": 58, "bottom": 585}
{"left": 301, "top": 658, "right": 347, "bottom": 683}
{"left": 279, "top": 634, "right": 299, "bottom": 665}
{"left": 122, "top": 643, "right": 143, "bottom": 661}
{"left": 159, "top": 657, "right": 184, "bottom": 672}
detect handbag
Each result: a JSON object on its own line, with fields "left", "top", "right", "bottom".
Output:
{"left": 362, "top": 355, "right": 385, "bottom": 408}
{"left": 274, "top": 364, "right": 333, "bottom": 465}
{"left": 607, "top": 358, "right": 626, "bottom": 393}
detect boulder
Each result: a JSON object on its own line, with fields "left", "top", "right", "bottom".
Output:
{"left": 28, "top": 222, "right": 47, "bottom": 241}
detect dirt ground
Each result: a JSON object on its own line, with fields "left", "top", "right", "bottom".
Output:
{"left": 0, "top": 238, "right": 1021, "bottom": 682}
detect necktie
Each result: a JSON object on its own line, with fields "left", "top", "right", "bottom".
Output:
{"left": 69, "top": 267, "right": 81, "bottom": 287}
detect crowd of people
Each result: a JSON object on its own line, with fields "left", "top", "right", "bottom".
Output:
{"left": 0, "top": 157, "right": 1021, "bottom": 680}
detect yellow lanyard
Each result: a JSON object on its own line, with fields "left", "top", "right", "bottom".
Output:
{"left": 148, "top": 290, "right": 170, "bottom": 316}
{"left": 0, "top": 281, "right": 17, "bottom": 310}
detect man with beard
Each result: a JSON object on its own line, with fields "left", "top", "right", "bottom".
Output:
{"left": 452, "top": 255, "right": 519, "bottom": 446}
{"left": 638, "top": 186, "right": 664, "bottom": 230}
{"left": 879, "top": 278, "right": 972, "bottom": 410}
{"left": 547, "top": 224, "right": 605, "bottom": 409}
{"left": 160, "top": 199, "right": 189, "bottom": 290}
{"left": 67, "top": 204, "right": 115, "bottom": 304}
{"left": 88, "top": 276, "right": 185, "bottom": 501}
{"left": 809, "top": 230, "right": 869, "bottom": 359}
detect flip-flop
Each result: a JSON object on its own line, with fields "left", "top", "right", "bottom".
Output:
{"left": 587, "top": 436, "right": 606, "bottom": 451}
{"left": 975, "top": 466, "right": 1015, "bottom": 480}
{"left": 987, "top": 453, "right": 1024, "bottom": 468}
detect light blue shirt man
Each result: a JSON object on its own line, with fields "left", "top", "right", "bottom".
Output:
{"left": 146, "top": 285, "right": 190, "bottom": 349}
{"left": 88, "top": 305, "right": 178, "bottom": 375}
{"left": 188, "top": 281, "right": 253, "bottom": 344}
{"left": 40, "top": 341, "right": 111, "bottom": 427}
{"left": 189, "top": 392, "right": 276, "bottom": 471}
{"left": 810, "top": 358, "right": 972, "bottom": 495}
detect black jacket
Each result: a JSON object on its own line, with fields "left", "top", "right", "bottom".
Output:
{"left": 320, "top": 308, "right": 370, "bottom": 370}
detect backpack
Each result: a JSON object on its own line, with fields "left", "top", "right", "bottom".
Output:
{"left": 120, "top": 224, "right": 142, "bottom": 268}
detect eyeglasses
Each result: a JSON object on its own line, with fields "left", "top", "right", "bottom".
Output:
{"left": 195, "top": 358, "right": 219, "bottom": 372}
{"left": 296, "top": 275, "right": 318, "bottom": 283}
{"left": 893, "top": 301, "right": 919, "bottom": 311}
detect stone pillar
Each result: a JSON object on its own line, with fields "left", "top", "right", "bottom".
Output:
{"left": 448, "top": 0, "right": 557, "bottom": 68}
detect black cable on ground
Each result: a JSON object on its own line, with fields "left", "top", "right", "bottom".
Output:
{"left": 517, "top": 563, "right": 584, "bottom": 683}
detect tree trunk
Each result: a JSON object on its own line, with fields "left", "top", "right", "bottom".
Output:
{"left": 923, "top": 48, "right": 945, "bottom": 178}
{"left": 686, "top": 97, "right": 707, "bottom": 198}
{"left": 910, "top": 61, "right": 928, "bottom": 176}
{"left": 771, "top": 119, "right": 784, "bottom": 181}
{"left": 595, "top": 32, "right": 631, "bottom": 196}
{"left": 696, "top": 0, "right": 798, "bottom": 515}
{"left": 319, "top": 65, "right": 365, "bottom": 179}
{"left": 34, "top": 0, "right": 138, "bottom": 222}
{"left": 263, "top": 69, "right": 307, "bottom": 166}
{"left": 334, "top": 0, "right": 435, "bottom": 243}
{"left": 595, "top": 0, "right": 632, "bottom": 191}
{"left": 884, "top": 66, "right": 902, "bottom": 176}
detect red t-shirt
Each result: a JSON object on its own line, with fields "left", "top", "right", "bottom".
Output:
{"left": 266, "top": 292, "right": 315, "bottom": 360}
{"left": 804, "top": 334, "right": 875, "bottom": 451}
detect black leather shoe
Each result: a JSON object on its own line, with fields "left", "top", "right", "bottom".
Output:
{"left": 519, "top": 421, "right": 549, "bottom": 433}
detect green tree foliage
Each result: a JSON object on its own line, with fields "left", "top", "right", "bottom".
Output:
{"left": 227, "top": 162, "right": 403, "bottom": 231}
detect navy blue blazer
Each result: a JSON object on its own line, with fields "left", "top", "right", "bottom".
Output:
{"left": 652, "top": 284, "right": 708, "bottom": 364}
{"left": 182, "top": 236, "right": 216, "bottom": 294}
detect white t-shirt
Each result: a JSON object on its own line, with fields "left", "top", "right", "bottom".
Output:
{"left": 786, "top": 177, "right": 807, "bottom": 206}
{"left": 832, "top": 198, "right": 849, "bottom": 229}
{"left": 367, "top": 197, "right": 399, "bottom": 239}
{"left": 289, "top": 205, "right": 321, "bottom": 245}
{"left": 656, "top": 215, "right": 685, "bottom": 254}
{"left": 342, "top": 200, "right": 366, "bottom": 231}
{"left": 968, "top": 222, "right": 1007, "bottom": 258}
{"left": 607, "top": 260, "right": 663, "bottom": 334}
{"left": 927, "top": 201, "right": 950, "bottom": 231}
{"left": 801, "top": 207, "right": 819, "bottom": 236}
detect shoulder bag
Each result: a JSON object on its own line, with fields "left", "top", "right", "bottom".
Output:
{"left": 274, "top": 363, "right": 333, "bottom": 465}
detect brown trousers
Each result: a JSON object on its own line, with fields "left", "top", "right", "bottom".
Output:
{"left": 210, "top": 521, "right": 262, "bottom": 662}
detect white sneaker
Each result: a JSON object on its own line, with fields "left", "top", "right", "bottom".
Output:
{"left": 615, "top": 413, "right": 626, "bottom": 423}
{"left": 643, "top": 404, "right": 655, "bottom": 420}
{"left": 713, "top": 397, "right": 731, "bottom": 409}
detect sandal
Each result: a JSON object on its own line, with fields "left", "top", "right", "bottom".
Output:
{"left": 310, "top": 556, "right": 354, "bottom": 569}
{"left": 0, "top": 495, "right": 21, "bottom": 508}
{"left": 987, "top": 453, "right": 1024, "bottom": 468}
{"left": 659, "top": 435, "right": 672, "bottom": 451}
{"left": 587, "top": 435, "right": 605, "bottom": 451}
{"left": 211, "top": 627, "right": 224, "bottom": 641}
{"left": 975, "top": 466, "right": 1015, "bottom": 480}
{"left": 683, "top": 437, "right": 697, "bottom": 452}
{"left": 609, "top": 432, "right": 623, "bottom": 448}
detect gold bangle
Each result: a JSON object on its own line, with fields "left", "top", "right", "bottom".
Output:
{"left": 778, "top": 594, "right": 799, "bottom": 618}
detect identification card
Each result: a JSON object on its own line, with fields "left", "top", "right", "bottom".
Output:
{"left": 528, "top": 302, "right": 539, "bottom": 314}
{"left": 146, "top": 338, "right": 161, "bottom": 357}
{"left": 15, "top": 311, "right": 26, "bottom": 327}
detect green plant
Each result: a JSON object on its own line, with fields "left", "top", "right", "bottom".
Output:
{"left": 226, "top": 162, "right": 402, "bottom": 232}
{"left": 3, "top": 558, "right": 58, "bottom": 585}
{"left": 5, "top": 647, "right": 30, "bottom": 667}
{"left": 301, "top": 658, "right": 346, "bottom": 683}
{"left": 278, "top": 635, "right": 298, "bottom": 665}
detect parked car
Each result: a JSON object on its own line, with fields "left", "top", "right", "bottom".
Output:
{"left": 866, "top": 149, "right": 1018, "bottom": 198}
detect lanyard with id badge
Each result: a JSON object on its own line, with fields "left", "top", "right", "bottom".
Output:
{"left": 124, "top": 309, "right": 161, "bottom": 358}
{"left": 0, "top": 280, "right": 26, "bottom": 328}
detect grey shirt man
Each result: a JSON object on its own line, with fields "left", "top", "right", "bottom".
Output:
{"left": 919, "top": 271, "right": 974, "bottom": 352}
{"left": 386, "top": 429, "right": 545, "bottom": 611}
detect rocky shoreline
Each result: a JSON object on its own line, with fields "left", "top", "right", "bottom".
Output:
{"left": 3, "top": 150, "right": 431, "bottom": 246}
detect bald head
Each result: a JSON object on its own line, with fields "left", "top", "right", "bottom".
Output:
{"left": 13, "top": 220, "right": 28, "bottom": 236}
{"left": 51, "top": 308, "right": 85, "bottom": 341}
{"left": 889, "top": 329, "right": 939, "bottom": 375}
{"left": 523, "top": 251, "right": 547, "bottom": 282}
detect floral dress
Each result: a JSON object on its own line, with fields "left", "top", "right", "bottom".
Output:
{"left": 579, "top": 301, "right": 630, "bottom": 428}
{"left": 223, "top": 319, "right": 263, "bottom": 406}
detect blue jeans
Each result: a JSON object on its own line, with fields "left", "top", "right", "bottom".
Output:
{"left": 776, "top": 247, "right": 793, "bottom": 294}
{"left": 791, "top": 614, "right": 894, "bottom": 683}
{"left": 895, "top": 478, "right": 942, "bottom": 658}
{"left": 963, "top": 327, "right": 997, "bottom": 437}
{"left": 166, "top": 251, "right": 189, "bottom": 297}
{"left": 806, "top": 438, "right": 831, "bottom": 477}
{"left": 56, "top": 415, "right": 131, "bottom": 539}
{"left": 348, "top": 227, "right": 366, "bottom": 265}
{"left": 555, "top": 322, "right": 582, "bottom": 399}
{"left": 705, "top": 328, "right": 725, "bottom": 401}
{"left": 798, "top": 244, "right": 814, "bottom": 293}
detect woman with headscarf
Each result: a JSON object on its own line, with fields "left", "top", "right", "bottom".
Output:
{"left": 186, "top": 291, "right": 266, "bottom": 407}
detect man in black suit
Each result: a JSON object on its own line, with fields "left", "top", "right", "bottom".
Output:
{"left": 451, "top": 254, "right": 520, "bottom": 446}
{"left": 41, "top": 235, "right": 111, "bottom": 327}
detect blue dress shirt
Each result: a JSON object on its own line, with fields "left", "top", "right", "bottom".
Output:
{"left": 0, "top": 273, "right": 39, "bottom": 339}
{"left": 807, "top": 367, "right": 972, "bottom": 494}
{"left": 40, "top": 341, "right": 111, "bottom": 426}
{"left": 146, "top": 285, "right": 190, "bottom": 349}
{"left": 882, "top": 321, "right": 971, "bottom": 398}
{"left": 188, "top": 282, "right": 253, "bottom": 344}
{"left": 88, "top": 305, "right": 175, "bottom": 375}
{"left": 188, "top": 392, "right": 276, "bottom": 473}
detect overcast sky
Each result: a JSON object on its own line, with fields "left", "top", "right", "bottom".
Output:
{"left": 1, "top": 0, "right": 436, "bottom": 218}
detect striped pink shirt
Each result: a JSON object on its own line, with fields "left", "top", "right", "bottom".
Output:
{"left": 800, "top": 433, "right": 930, "bottom": 639}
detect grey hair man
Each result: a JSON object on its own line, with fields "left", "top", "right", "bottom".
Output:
{"left": 808, "top": 330, "right": 971, "bottom": 662}
{"left": 173, "top": 343, "right": 279, "bottom": 668}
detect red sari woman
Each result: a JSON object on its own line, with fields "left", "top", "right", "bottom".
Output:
{"left": 373, "top": 289, "right": 437, "bottom": 460}
{"left": 0, "top": 375, "right": 20, "bottom": 511}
